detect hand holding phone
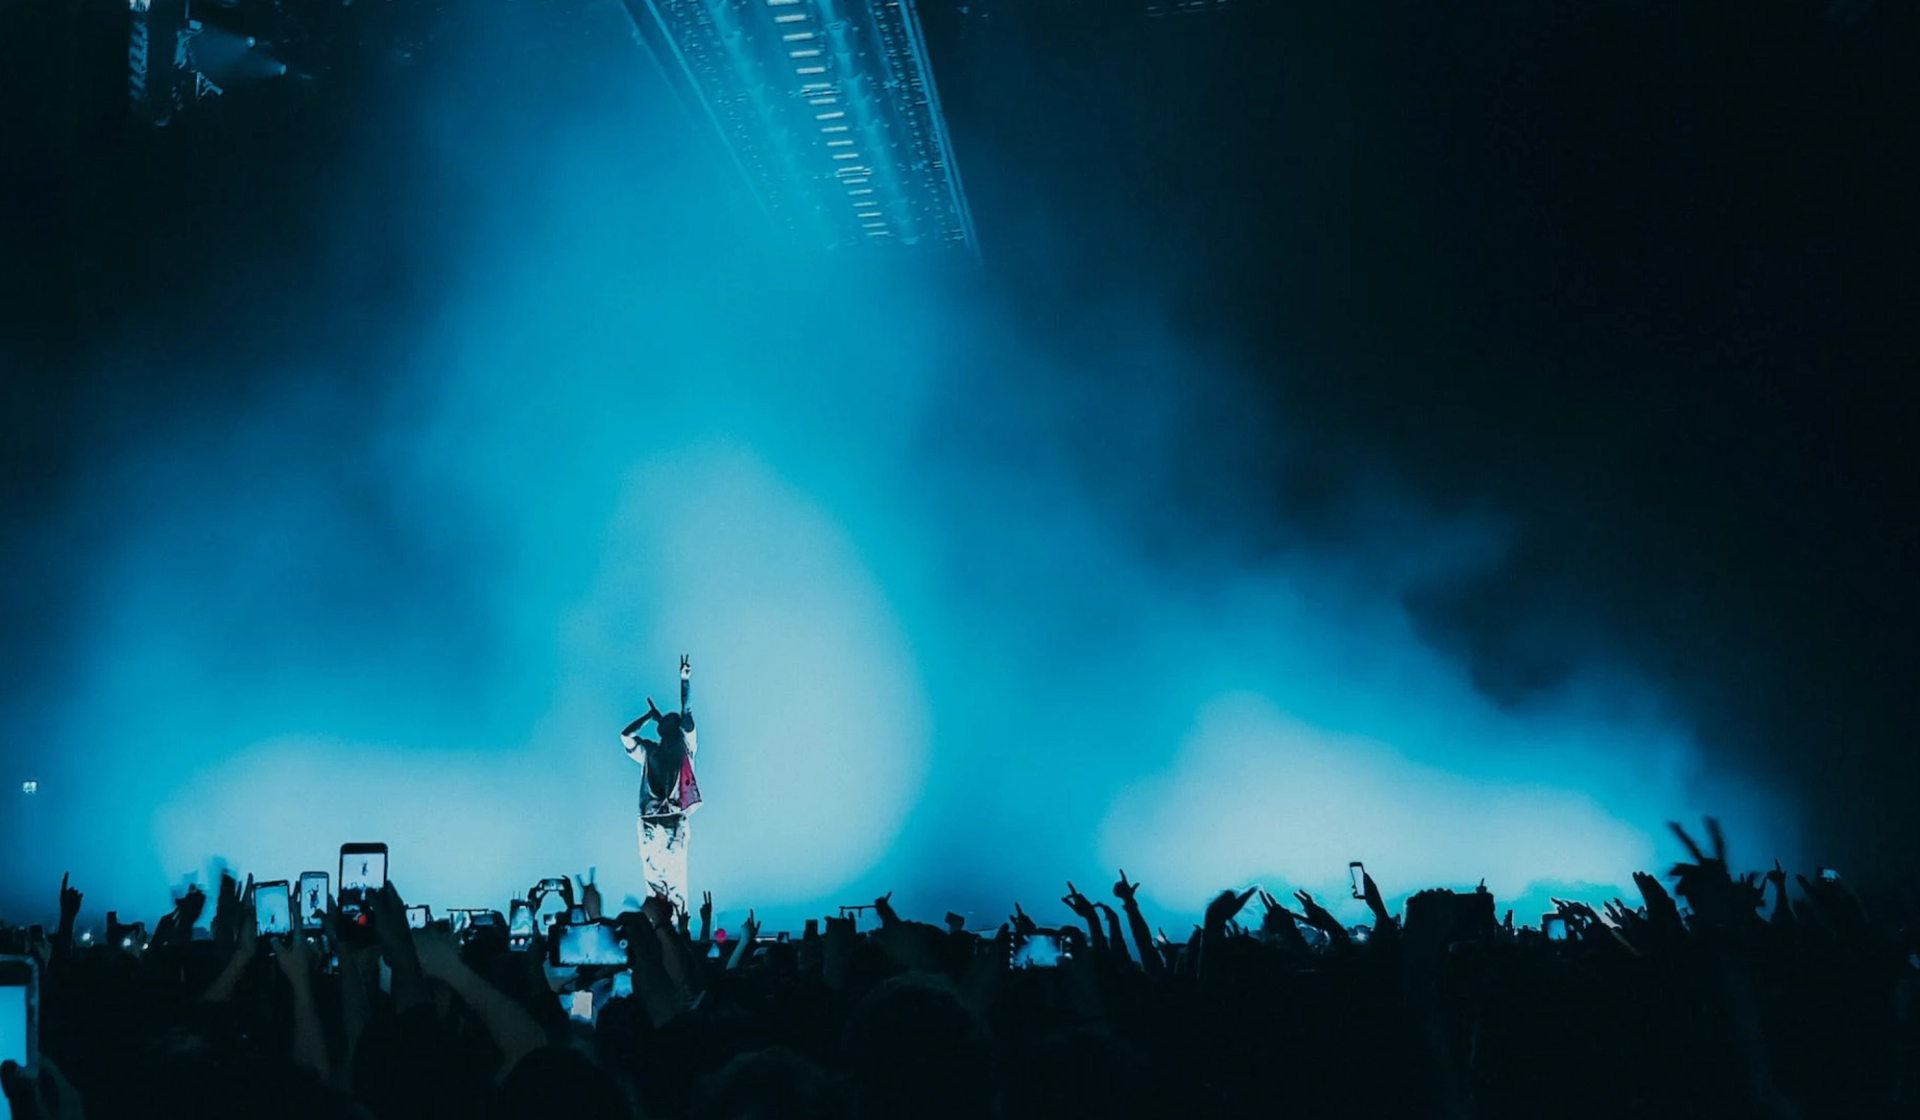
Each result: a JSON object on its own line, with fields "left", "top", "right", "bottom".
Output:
{"left": 337, "top": 843, "right": 388, "bottom": 943}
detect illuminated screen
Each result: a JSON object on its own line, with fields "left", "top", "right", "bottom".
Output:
{"left": 0, "top": 981, "right": 25, "bottom": 1120}
{"left": 298, "top": 875, "right": 327, "bottom": 928}
{"left": 340, "top": 852, "right": 386, "bottom": 892}
{"left": 255, "top": 884, "right": 291, "bottom": 935}
{"left": 1009, "top": 932, "right": 1064, "bottom": 969}
{"left": 557, "top": 921, "right": 627, "bottom": 966}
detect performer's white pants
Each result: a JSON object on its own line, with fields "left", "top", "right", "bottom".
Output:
{"left": 638, "top": 813, "right": 691, "bottom": 916}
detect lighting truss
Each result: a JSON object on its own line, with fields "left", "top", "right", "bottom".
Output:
{"left": 626, "top": 0, "right": 977, "bottom": 257}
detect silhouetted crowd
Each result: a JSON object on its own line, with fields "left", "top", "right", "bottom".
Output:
{"left": 2, "top": 819, "right": 1917, "bottom": 1120}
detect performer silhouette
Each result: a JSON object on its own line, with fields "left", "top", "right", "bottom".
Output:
{"left": 621, "top": 655, "right": 702, "bottom": 914}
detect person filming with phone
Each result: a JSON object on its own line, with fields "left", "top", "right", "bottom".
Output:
{"left": 619, "top": 655, "right": 702, "bottom": 916}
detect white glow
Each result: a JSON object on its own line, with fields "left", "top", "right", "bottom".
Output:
{"left": 153, "top": 450, "right": 933, "bottom": 910}
{"left": 775, "top": 13, "right": 807, "bottom": 23}
{"left": 789, "top": 48, "right": 823, "bottom": 58}
{"left": 815, "top": 110, "right": 845, "bottom": 119}
{"left": 796, "top": 65, "right": 827, "bottom": 74}
{"left": 783, "top": 32, "right": 816, "bottom": 41}
{"left": 1103, "top": 693, "right": 1663, "bottom": 916}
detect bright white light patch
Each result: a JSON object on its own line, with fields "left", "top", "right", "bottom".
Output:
{"left": 1100, "top": 693, "right": 1658, "bottom": 916}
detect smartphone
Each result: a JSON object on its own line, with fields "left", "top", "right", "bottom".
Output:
{"left": 1542, "top": 915, "right": 1568, "bottom": 941}
{"left": 1819, "top": 867, "right": 1839, "bottom": 882}
{"left": 0, "top": 955, "right": 39, "bottom": 1092}
{"left": 297, "top": 872, "right": 329, "bottom": 930}
{"left": 566, "top": 989, "right": 594, "bottom": 1023}
{"left": 338, "top": 843, "right": 389, "bottom": 937}
{"left": 255, "top": 881, "right": 293, "bottom": 936}
{"left": 450, "top": 909, "right": 474, "bottom": 936}
{"left": 552, "top": 920, "right": 629, "bottom": 966}
{"left": 803, "top": 919, "right": 818, "bottom": 939}
{"left": 406, "top": 905, "right": 429, "bottom": 930}
{"left": 610, "top": 969, "right": 633, "bottom": 999}
{"left": 776, "top": 931, "right": 790, "bottom": 944}
{"left": 509, "top": 899, "right": 535, "bottom": 948}
{"left": 1009, "top": 930, "right": 1067, "bottom": 969}
{"left": 1349, "top": 861, "right": 1366, "bottom": 900}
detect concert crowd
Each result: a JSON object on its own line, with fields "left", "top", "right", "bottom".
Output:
{"left": 1, "top": 820, "right": 1915, "bottom": 1120}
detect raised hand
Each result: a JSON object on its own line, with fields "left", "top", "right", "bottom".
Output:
{"left": 576, "top": 873, "right": 603, "bottom": 921}
{"left": 1204, "top": 887, "right": 1258, "bottom": 929}
{"left": 1112, "top": 870, "right": 1139, "bottom": 906}
{"left": 700, "top": 891, "right": 714, "bottom": 929}
{"left": 274, "top": 930, "right": 316, "bottom": 983}
{"left": 1667, "top": 817, "right": 1764, "bottom": 930}
{"left": 641, "top": 893, "right": 675, "bottom": 931}
{"left": 176, "top": 883, "right": 208, "bottom": 926}
{"left": 1010, "top": 903, "right": 1037, "bottom": 935}
{"left": 234, "top": 896, "right": 259, "bottom": 961}
{"left": 1256, "top": 890, "right": 1303, "bottom": 939}
{"left": 1633, "top": 871, "right": 1684, "bottom": 933}
{"left": 1061, "top": 882, "right": 1098, "bottom": 921}
{"left": 57, "top": 873, "right": 82, "bottom": 929}
{"left": 1, "top": 1055, "right": 85, "bottom": 1120}
{"left": 1292, "top": 890, "right": 1347, "bottom": 939}
{"left": 873, "top": 891, "right": 898, "bottom": 926}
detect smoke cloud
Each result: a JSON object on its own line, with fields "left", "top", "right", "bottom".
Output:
{"left": 2, "top": 0, "right": 1802, "bottom": 931}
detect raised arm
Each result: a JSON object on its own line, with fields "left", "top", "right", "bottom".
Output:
{"left": 621, "top": 699, "right": 662, "bottom": 756}
{"left": 680, "top": 654, "right": 691, "bottom": 717}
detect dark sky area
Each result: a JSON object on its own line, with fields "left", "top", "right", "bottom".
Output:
{"left": 2, "top": 0, "right": 1917, "bottom": 894}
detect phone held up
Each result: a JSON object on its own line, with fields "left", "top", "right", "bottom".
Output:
{"left": 552, "top": 920, "right": 629, "bottom": 967}
{"left": 509, "top": 899, "right": 536, "bottom": 949}
{"left": 0, "top": 954, "right": 39, "bottom": 1088}
{"left": 338, "top": 843, "right": 389, "bottom": 943}
{"left": 1008, "top": 930, "right": 1069, "bottom": 969}
{"left": 254, "top": 880, "right": 293, "bottom": 937}
{"left": 406, "top": 905, "right": 430, "bottom": 931}
{"left": 297, "top": 872, "right": 329, "bottom": 931}
{"left": 1349, "top": 861, "right": 1367, "bottom": 900}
